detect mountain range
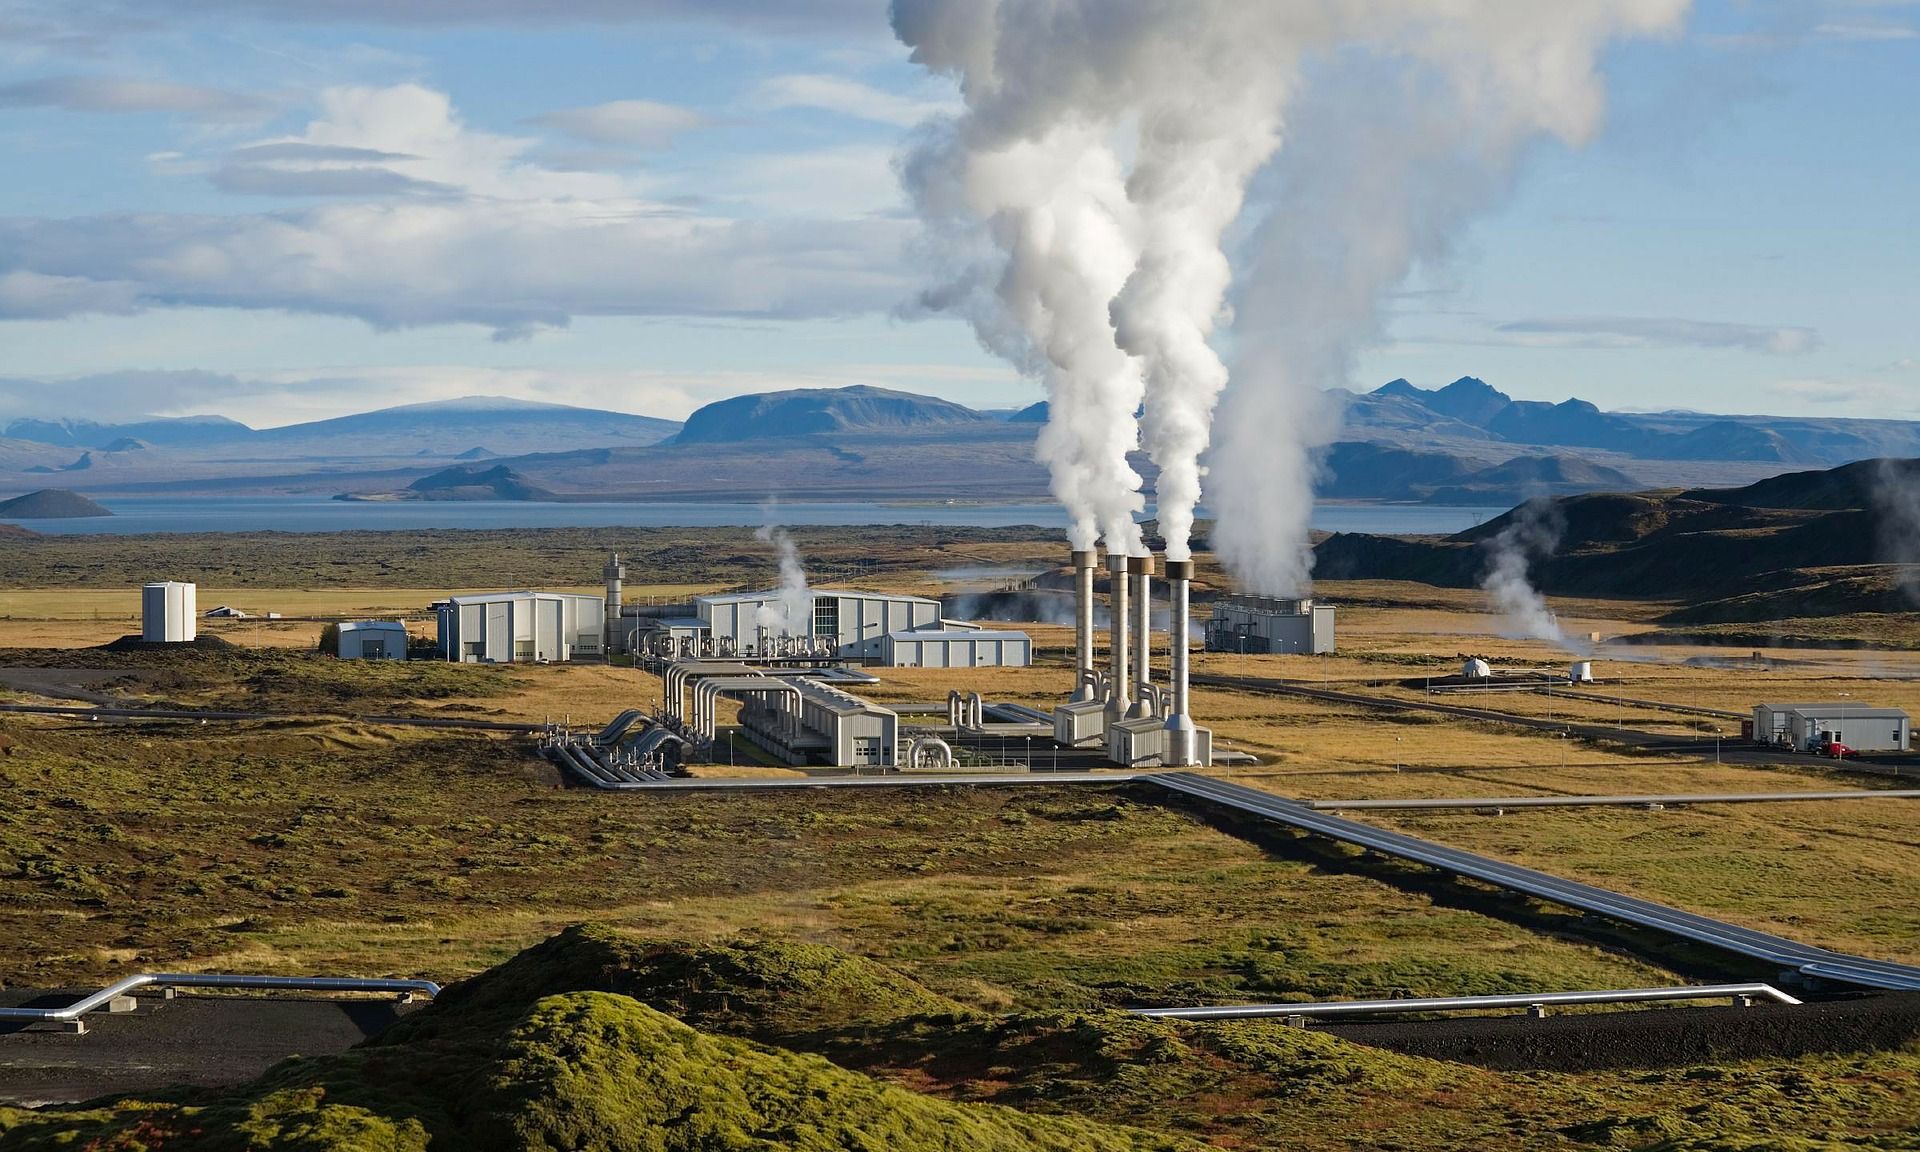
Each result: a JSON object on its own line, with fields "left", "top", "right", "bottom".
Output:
{"left": 6, "top": 378, "right": 1920, "bottom": 505}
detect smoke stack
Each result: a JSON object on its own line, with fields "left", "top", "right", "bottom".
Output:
{"left": 1127, "top": 553, "right": 1153, "bottom": 718}
{"left": 1072, "top": 549, "right": 1097, "bottom": 701}
{"left": 1107, "top": 551, "right": 1131, "bottom": 722}
{"left": 603, "top": 551, "right": 625, "bottom": 651}
{"left": 1163, "top": 559, "right": 1198, "bottom": 766}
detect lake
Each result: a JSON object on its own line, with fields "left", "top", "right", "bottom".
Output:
{"left": 5, "top": 497, "right": 1506, "bottom": 537}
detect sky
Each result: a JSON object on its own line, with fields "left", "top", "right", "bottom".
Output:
{"left": 0, "top": 0, "right": 1914, "bottom": 429}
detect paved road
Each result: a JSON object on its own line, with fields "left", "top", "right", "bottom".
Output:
{"left": 0, "top": 993, "right": 415, "bottom": 1106}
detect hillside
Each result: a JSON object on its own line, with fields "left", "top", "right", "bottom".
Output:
{"left": 1312, "top": 458, "right": 1920, "bottom": 623}
{"left": 0, "top": 488, "right": 111, "bottom": 518}
{"left": 673, "top": 384, "right": 990, "bottom": 444}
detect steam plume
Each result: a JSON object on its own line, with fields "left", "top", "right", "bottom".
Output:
{"left": 893, "top": 1, "right": 1686, "bottom": 581}
{"left": 1480, "top": 497, "right": 1586, "bottom": 654}
{"left": 754, "top": 520, "right": 812, "bottom": 638}
{"left": 1872, "top": 458, "right": 1920, "bottom": 604}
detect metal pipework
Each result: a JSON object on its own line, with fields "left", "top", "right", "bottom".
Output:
{"left": 0, "top": 972, "right": 442, "bottom": 1033}
{"left": 1162, "top": 559, "right": 1197, "bottom": 765}
{"left": 1107, "top": 551, "right": 1130, "bottom": 722}
{"left": 1127, "top": 554, "right": 1154, "bottom": 718}
{"left": 1071, "top": 550, "right": 1097, "bottom": 701}
{"left": 1129, "top": 982, "right": 1802, "bottom": 1022}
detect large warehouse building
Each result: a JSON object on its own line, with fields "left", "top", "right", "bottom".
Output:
{"left": 1752, "top": 702, "right": 1910, "bottom": 752}
{"left": 695, "top": 589, "right": 942, "bottom": 661}
{"left": 880, "top": 627, "right": 1031, "bottom": 668}
{"left": 436, "top": 591, "right": 606, "bottom": 663}
{"left": 1205, "top": 595, "right": 1336, "bottom": 655}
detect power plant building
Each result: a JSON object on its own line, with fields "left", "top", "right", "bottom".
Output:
{"left": 141, "top": 581, "right": 197, "bottom": 643}
{"left": 436, "top": 591, "right": 606, "bottom": 663}
{"left": 880, "top": 627, "right": 1032, "bottom": 668}
{"left": 696, "top": 589, "right": 941, "bottom": 661}
{"left": 1206, "top": 595, "right": 1336, "bottom": 655}
{"left": 336, "top": 620, "right": 409, "bottom": 661}
{"left": 1752, "top": 702, "right": 1910, "bottom": 752}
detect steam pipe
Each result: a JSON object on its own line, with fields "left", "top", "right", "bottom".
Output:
{"left": 1107, "top": 551, "right": 1130, "bottom": 722}
{"left": 1071, "top": 550, "right": 1097, "bottom": 701}
{"left": 0, "top": 972, "right": 442, "bottom": 1031}
{"left": 1128, "top": 554, "right": 1153, "bottom": 718}
{"left": 1163, "top": 559, "right": 1197, "bottom": 765}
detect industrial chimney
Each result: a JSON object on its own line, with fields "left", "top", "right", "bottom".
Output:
{"left": 1127, "top": 554, "right": 1154, "bottom": 718}
{"left": 1163, "top": 559, "right": 1199, "bottom": 766}
{"left": 603, "top": 552, "right": 625, "bottom": 652}
{"left": 1107, "top": 551, "right": 1131, "bottom": 723}
{"left": 1072, "top": 549, "right": 1097, "bottom": 701}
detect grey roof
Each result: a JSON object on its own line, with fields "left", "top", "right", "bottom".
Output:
{"left": 698, "top": 587, "right": 938, "bottom": 608}
{"left": 338, "top": 620, "right": 407, "bottom": 633}
{"left": 1760, "top": 702, "right": 1910, "bottom": 719}
{"left": 885, "top": 629, "right": 1031, "bottom": 643}
{"left": 789, "top": 678, "right": 897, "bottom": 717}
{"left": 446, "top": 590, "right": 600, "bottom": 605}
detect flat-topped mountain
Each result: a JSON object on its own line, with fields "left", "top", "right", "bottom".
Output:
{"left": 673, "top": 385, "right": 990, "bottom": 444}
{"left": 0, "top": 488, "right": 112, "bottom": 518}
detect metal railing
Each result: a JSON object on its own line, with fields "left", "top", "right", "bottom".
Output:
{"left": 1132, "top": 983, "right": 1801, "bottom": 1023}
{"left": 0, "top": 972, "right": 441, "bottom": 1034}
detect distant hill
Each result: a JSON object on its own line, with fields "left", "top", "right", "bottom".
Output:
{"left": 673, "top": 385, "right": 990, "bottom": 445}
{"left": 2, "top": 413, "right": 249, "bottom": 449}
{"left": 404, "top": 464, "right": 555, "bottom": 501}
{"left": 1318, "top": 442, "right": 1635, "bottom": 503}
{"left": 0, "top": 488, "right": 112, "bottom": 518}
{"left": 1313, "top": 457, "right": 1920, "bottom": 623}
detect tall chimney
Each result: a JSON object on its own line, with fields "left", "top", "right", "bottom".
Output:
{"left": 603, "top": 551, "right": 625, "bottom": 652}
{"left": 1163, "top": 559, "right": 1198, "bottom": 765}
{"left": 1127, "top": 554, "right": 1153, "bottom": 718}
{"left": 1107, "top": 551, "right": 1130, "bottom": 722}
{"left": 1071, "top": 549, "right": 1097, "bottom": 701}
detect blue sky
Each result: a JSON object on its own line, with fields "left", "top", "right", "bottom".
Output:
{"left": 0, "top": 0, "right": 1913, "bottom": 428}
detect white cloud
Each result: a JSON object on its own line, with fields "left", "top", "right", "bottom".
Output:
{"left": 0, "top": 75, "right": 269, "bottom": 121}
{"left": 0, "top": 270, "right": 141, "bottom": 318}
{"left": 1494, "top": 315, "right": 1821, "bottom": 355}
{"left": 750, "top": 73, "right": 952, "bottom": 127}
{"left": 534, "top": 99, "right": 706, "bottom": 148}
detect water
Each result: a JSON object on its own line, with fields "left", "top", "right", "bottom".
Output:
{"left": 7, "top": 496, "right": 1504, "bottom": 537}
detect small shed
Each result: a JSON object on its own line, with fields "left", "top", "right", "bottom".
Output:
{"left": 337, "top": 620, "right": 409, "bottom": 661}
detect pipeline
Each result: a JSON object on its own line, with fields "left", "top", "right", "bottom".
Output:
{"left": 1131, "top": 982, "right": 1801, "bottom": 1022}
{"left": 0, "top": 972, "right": 440, "bottom": 1034}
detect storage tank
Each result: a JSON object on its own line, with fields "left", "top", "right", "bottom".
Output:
{"left": 1569, "top": 660, "right": 1595, "bottom": 683}
{"left": 142, "top": 581, "right": 197, "bottom": 643}
{"left": 1463, "top": 657, "right": 1491, "bottom": 679}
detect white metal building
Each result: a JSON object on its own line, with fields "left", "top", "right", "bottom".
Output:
{"left": 436, "top": 592, "right": 606, "bottom": 663}
{"left": 697, "top": 589, "right": 940, "bottom": 661}
{"left": 880, "top": 628, "right": 1032, "bottom": 668}
{"left": 1205, "top": 595, "right": 1336, "bottom": 655}
{"left": 736, "top": 678, "right": 899, "bottom": 767}
{"left": 337, "top": 620, "right": 409, "bottom": 661}
{"left": 1752, "top": 702, "right": 1910, "bottom": 752}
{"left": 142, "top": 581, "right": 197, "bottom": 643}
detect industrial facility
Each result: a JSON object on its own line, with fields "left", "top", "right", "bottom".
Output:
{"left": 1205, "top": 594, "right": 1336, "bottom": 654}
{"left": 1751, "top": 702, "right": 1911, "bottom": 753}
{"left": 141, "top": 581, "right": 197, "bottom": 643}
{"left": 335, "top": 620, "right": 409, "bottom": 661}
{"left": 436, "top": 591, "right": 606, "bottom": 663}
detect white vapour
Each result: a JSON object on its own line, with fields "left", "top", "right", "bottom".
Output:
{"left": 753, "top": 522, "right": 812, "bottom": 638}
{"left": 1480, "top": 498, "right": 1587, "bottom": 654}
{"left": 893, "top": 1, "right": 1686, "bottom": 579}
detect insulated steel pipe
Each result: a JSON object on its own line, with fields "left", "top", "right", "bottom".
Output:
{"left": 1107, "top": 551, "right": 1130, "bottom": 722}
{"left": 1127, "top": 554, "right": 1154, "bottom": 719}
{"left": 1130, "top": 983, "right": 1802, "bottom": 1022}
{"left": 0, "top": 972, "right": 442, "bottom": 1033}
{"left": 1163, "top": 559, "right": 1197, "bottom": 765}
{"left": 1071, "top": 550, "right": 1097, "bottom": 701}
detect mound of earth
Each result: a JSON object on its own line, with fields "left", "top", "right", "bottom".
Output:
{"left": 0, "top": 488, "right": 111, "bottom": 519}
{"left": 0, "top": 926, "right": 1187, "bottom": 1152}
{"left": 405, "top": 464, "right": 555, "bottom": 501}
{"left": 100, "top": 633, "right": 235, "bottom": 652}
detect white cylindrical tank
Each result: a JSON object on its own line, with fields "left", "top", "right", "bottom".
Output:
{"left": 142, "top": 581, "right": 197, "bottom": 643}
{"left": 1463, "top": 657, "right": 1492, "bottom": 679}
{"left": 1570, "top": 660, "right": 1595, "bottom": 683}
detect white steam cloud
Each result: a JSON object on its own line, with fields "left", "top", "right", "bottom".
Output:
{"left": 893, "top": 1, "right": 1687, "bottom": 582}
{"left": 753, "top": 520, "right": 812, "bottom": 638}
{"left": 1480, "top": 498, "right": 1587, "bottom": 654}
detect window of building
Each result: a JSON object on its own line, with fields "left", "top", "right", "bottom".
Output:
{"left": 812, "top": 597, "right": 839, "bottom": 638}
